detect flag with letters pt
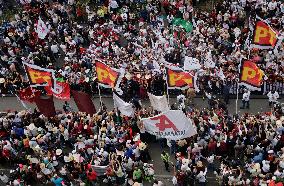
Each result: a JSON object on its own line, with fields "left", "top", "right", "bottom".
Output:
{"left": 141, "top": 110, "right": 197, "bottom": 140}
{"left": 251, "top": 18, "right": 279, "bottom": 49}
{"left": 23, "top": 62, "right": 53, "bottom": 87}
{"left": 95, "top": 61, "right": 123, "bottom": 89}
{"left": 239, "top": 59, "right": 264, "bottom": 91}
{"left": 166, "top": 65, "right": 194, "bottom": 90}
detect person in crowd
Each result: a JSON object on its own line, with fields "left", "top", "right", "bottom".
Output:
{"left": 161, "top": 151, "right": 171, "bottom": 172}
{"left": 240, "top": 89, "right": 250, "bottom": 109}
{"left": 0, "top": 0, "right": 283, "bottom": 185}
{"left": 267, "top": 90, "right": 280, "bottom": 106}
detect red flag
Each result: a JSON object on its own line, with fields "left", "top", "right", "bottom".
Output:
{"left": 35, "top": 96, "right": 56, "bottom": 117}
{"left": 45, "top": 81, "right": 70, "bottom": 100}
{"left": 71, "top": 90, "right": 96, "bottom": 115}
{"left": 18, "top": 87, "right": 41, "bottom": 102}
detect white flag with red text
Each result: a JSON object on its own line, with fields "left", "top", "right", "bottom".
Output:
{"left": 141, "top": 110, "right": 197, "bottom": 140}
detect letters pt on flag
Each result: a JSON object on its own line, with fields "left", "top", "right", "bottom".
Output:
{"left": 95, "top": 61, "right": 123, "bottom": 88}
{"left": 166, "top": 67, "right": 194, "bottom": 90}
{"left": 251, "top": 20, "right": 279, "bottom": 49}
{"left": 239, "top": 60, "right": 264, "bottom": 91}
{"left": 141, "top": 110, "right": 197, "bottom": 140}
{"left": 23, "top": 63, "right": 54, "bottom": 87}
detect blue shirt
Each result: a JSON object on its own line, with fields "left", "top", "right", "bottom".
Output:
{"left": 51, "top": 177, "right": 63, "bottom": 186}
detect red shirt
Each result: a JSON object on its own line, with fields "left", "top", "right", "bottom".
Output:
{"left": 87, "top": 170, "right": 97, "bottom": 181}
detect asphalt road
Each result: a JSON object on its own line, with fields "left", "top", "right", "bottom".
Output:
{"left": 0, "top": 96, "right": 281, "bottom": 185}
{"left": 0, "top": 96, "right": 277, "bottom": 114}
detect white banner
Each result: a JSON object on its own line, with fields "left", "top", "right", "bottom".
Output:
{"left": 35, "top": 17, "right": 50, "bottom": 39}
{"left": 20, "top": 0, "right": 31, "bottom": 4}
{"left": 183, "top": 56, "right": 201, "bottom": 71}
{"left": 141, "top": 110, "right": 197, "bottom": 140}
{"left": 113, "top": 93, "right": 134, "bottom": 117}
{"left": 204, "top": 51, "right": 215, "bottom": 68}
{"left": 148, "top": 92, "right": 169, "bottom": 112}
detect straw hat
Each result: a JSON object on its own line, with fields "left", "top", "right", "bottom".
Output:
{"left": 64, "top": 153, "right": 74, "bottom": 163}
{"left": 197, "top": 161, "right": 203, "bottom": 167}
{"left": 138, "top": 142, "right": 147, "bottom": 151}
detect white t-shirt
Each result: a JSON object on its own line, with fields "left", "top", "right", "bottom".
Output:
{"left": 268, "top": 1, "right": 277, "bottom": 10}
{"left": 51, "top": 44, "right": 59, "bottom": 54}
{"left": 110, "top": 0, "right": 118, "bottom": 9}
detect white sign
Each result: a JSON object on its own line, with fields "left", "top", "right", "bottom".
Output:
{"left": 184, "top": 56, "right": 201, "bottom": 71}
{"left": 141, "top": 110, "right": 197, "bottom": 140}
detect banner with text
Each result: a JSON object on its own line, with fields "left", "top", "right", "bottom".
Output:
{"left": 141, "top": 110, "right": 197, "bottom": 140}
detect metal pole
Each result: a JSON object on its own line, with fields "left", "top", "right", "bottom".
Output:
{"left": 97, "top": 84, "right": 102, "bottom": 107}
{"left": 236, "top": 82, "right": 239, "bottom": 115}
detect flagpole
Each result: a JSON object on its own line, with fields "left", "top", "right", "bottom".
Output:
{"left": 165, "top": 76, "right": 170, "bottom": 107}
{"left": 236, "top": 81, "right": 239, "bottom": 115}
{"left": 97, "top": 84, "right": 102, "bottom": 107}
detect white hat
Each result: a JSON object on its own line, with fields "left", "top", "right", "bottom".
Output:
{"left": 56, "top": 149, "right": 62, "bottom": 156}
{"left": 268, "top": 150, "right": 274, "bottom": 154}
{"left": 0, "top": 78, "right": 5, "bottom": 84}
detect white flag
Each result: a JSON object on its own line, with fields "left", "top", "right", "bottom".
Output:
{"left": 183, "top": 56, "right": 201, "bottom": 71}
{"left": 204, "top": 51, "right": 215, "bottom": 68}
{"left": 141, "top": 110, "right": 197, "bottom": 140}
{"left": 113, "top": 93, "right": 134, "bottom": 117}
{"left": 20, "top": 0, "right": 31, "bottom": 4}
{"left": 35, "top": 17, "right": 50, "bottom": 39}
{"left": 148, "top": 92, "right": 169, "bottom": 112}
{"left": 217, "top": 68, "right": 225, "bottom": 81}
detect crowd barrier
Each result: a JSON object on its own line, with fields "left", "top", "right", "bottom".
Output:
{"left": 228, "top": 81, "right": 284, "bottom": 95}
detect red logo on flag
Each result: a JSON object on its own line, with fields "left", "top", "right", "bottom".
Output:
{"left": 151, "top": 115, "right": 178, "bottom": 131}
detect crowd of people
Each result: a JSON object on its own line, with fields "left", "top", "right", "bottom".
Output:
{"left": 0, "top": 92, "right": 283, "bottom": 185}
{"left": 0, "top": 0, "right": 284, "bottom": 185}
{"left": 0, "top": 0, "right": 283, "bottom": 98}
